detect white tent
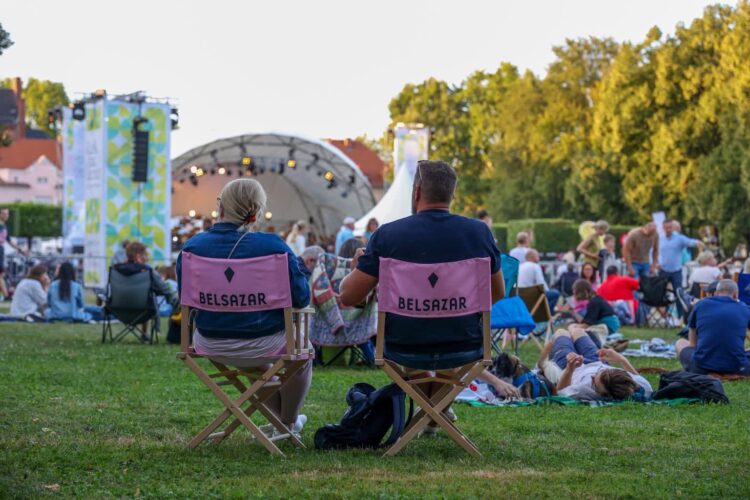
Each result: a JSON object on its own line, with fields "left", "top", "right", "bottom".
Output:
{"left": 355, "top": 163, "right": 414, "bottom": 233}
{"left": 172, "top": 132, "right": 377, "bottom": 236}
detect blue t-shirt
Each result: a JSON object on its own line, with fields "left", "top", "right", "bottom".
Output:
{"left": 688, "top": 296, "right": 750, "bottom": 373}
{"left": 177, "top": 223, "right": 310, "bottom": 339}
{"left": 659, "top": 232, "right": 699, "bottom": 273}
{"left": 357, "top": 209, "right": 501, "bottom": 354}
{"left": 335, "top": 226, "right": 354, "bottom": 255}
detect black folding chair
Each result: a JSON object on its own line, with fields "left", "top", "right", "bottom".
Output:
{"left": 101, "top": 266, "right": 159, "bottom": 344}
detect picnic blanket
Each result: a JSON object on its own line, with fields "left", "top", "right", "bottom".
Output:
{"left": 309, "top": 252, "right": 377, "bottom": 347}
{"left": 622, "top": 338, "right": 676, "bottom": 359}
{"left": 456, "top": 382, "right": 700, "bottom": 407}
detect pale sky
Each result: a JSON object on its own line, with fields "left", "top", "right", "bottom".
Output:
{"left": 2, "top": 0, "right": 721, "bottom": 156}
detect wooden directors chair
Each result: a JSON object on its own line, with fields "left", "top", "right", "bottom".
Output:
{"left": 374, "top": 257, "right": 492, "bottom": 457}
{"left": 177, "top": 252, "right": 314, "bottom": 457}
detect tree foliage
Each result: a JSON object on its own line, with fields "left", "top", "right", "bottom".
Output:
{"left": 0, "top": 22, "right": 12, "bottom": 56}
{"left": 383, "top": 1, "right": 750, "bottom": 250}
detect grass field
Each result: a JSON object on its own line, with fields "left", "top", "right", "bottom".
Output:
{"left": 1, "top": 322, "right": 749, "bottom": 498}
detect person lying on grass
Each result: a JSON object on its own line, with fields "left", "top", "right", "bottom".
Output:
{"left": 543, "top": 327, "right": 652, "bottom": 401}
{"left": 557, "top": 279, "right": 621, "bottom": 335}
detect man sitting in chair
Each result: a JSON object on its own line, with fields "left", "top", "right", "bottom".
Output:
{"left": 112, "top": 241, "right": 179, "bottom": 337}
{"left": 340, "top": 160, "right": 512, "bottom": 431}
{"left": 676, "top": 279, "right": 750, "bottom": 375}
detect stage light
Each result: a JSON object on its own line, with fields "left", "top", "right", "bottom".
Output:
{"left": 195, "top": 167, "right": 205, "bottom": 177}
{"left": 341, "top": 191, "right": 348, "bottom": 198}
{"left": 306, "top": 153, "right": 319, "bottom": 171}
{"left": 190, "top": 165, "right": 198, "bottom": 173}
{"left": 265, "top": 211, "right": 273, "bottom": 220}
{"left": 188, "top": 209, "right": 196, "bottom": 217}
{"left": 170, "top": 107, "right": 179, "bottom": 130}
{"left": 172, "top": 236, "right": 178, "bottom": 242}
{"left": 287, "top": 159, "right": 296, "bottom": 168}
{"left": 278, "top": 162, "right": 284, "bottom": 176}
{"left": 241, "top": 156, "right": 252, "bottom": 167}
{"left": 217, "top": 166, "right": 226, "bottom": 175}
{"left": 211, "top": 210, "right": 218, "bottom": 218}
{"left": 324, "top": 171, "right": 334, "bottom": 182}
{"left": 189, "top": 175, "right": 198, "bottom": 186}
{"left": 71, "top": 101, "right": 85, "bottom": 121}
{"left": 349, "top": 174, "right": 356, "bottom": 185}
{"left": 259, "top": 165, "right": 265, "bottom": 175}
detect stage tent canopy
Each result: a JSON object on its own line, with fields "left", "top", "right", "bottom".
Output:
{"left": 355, "top": 163, "right": 414, "bottom": 234}
{"left": 172, "top": 132, "right": 377, "bottom": 236}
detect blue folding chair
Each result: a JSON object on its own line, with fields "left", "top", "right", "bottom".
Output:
{"left": 490, "top": 255, "right": 536, "bottom": 354}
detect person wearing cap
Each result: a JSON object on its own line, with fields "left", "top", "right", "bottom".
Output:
{"left": 335, "top": 217, "right": 356, "bottom": 256}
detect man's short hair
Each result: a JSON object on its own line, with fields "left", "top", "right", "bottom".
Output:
{"left": 476, "top": 209, "right": 489, "bottom": 219}
{"left": 715, "top": 279, "right": 738, "bottom": 297}
{"left": 599, "top": 368, "right": 637, "bottom": 400}
{"left": 415, "top": 160, "right": 457, "bottom": 204}
{"left": 603, "top": 234, "right": 615, "bottom": 243}
{"left": 126, "top": 241, "right": 147, "bottom": 262}
{"left": 516, "top": 231, "right": 529, "bottom": 245}
{"left": 606, "top": 265, "right": 619, "bottom": 276}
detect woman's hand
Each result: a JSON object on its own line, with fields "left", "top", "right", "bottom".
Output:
{"left": 598, "top": 348, "right": 625, "bottom": 365}
{"left": 565, "top": 352, "right": 583, "bottom": 370}
{"left": 494, "top": 380, "right": 521, "bottom": 399}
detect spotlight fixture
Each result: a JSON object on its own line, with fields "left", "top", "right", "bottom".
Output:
{"left": 341, "top": 191, "right": 349, "bottom": 198}
{"left": 278, "top": 162, "right": 284, "bottom": 176}
{"left": 217, "top": 166, "right": 226, "bottom": 175}
{"left": 195, "top": 167, "right": 205, "bottom": 177}
{"left": 211, "top": 210, "right": 218, "bottom": 218}
{"left": 265, "top": 211, "right": 273, "bottom": 220}
{"left": 170, "top": 107, "right": 179, "bottom": 130}
{"left": 188, "top": 209, "right": 196, "bottom": 217}
{"left": 190, "top": 165, "right": 198, "bottom": 173}
{"left": 349, "top": 174, "right": 356, "bottom": 186}
{"left": 241, "top": 155, "right": 253, "bottom": 167}
{"left": 287, "top": 159, "right": 296, "bottom": 168}
{"left": 258, "top": 165, "right": 265, "bottom": 175}
{"left": 306, "top": 153, "right": 319, "bottom": 171}
{"left": 189, "top": 175, "right": 198, "bottom": 186}
{"left": 324, "top": 171, "right": 334, "bottom": 182}
{"left": 210, "top": 168, "right": 216, "bottom": 175}
{"left": 71, "top": 101, "right": 85, "bottom": 121}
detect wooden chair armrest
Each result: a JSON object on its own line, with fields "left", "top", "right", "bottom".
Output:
{"left": 293, "top": 307, "right": 315, "bottom": 314}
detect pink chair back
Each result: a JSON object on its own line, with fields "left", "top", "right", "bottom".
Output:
{"left": 378, "top": 257, "right": 492, "bottom": 318}
{"left": 180, "top": 252, "right": 292, "bottom": 313}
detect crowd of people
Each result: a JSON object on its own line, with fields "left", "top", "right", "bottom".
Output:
{"left": 2, "top": 160, "right": 749, "bottom": 441}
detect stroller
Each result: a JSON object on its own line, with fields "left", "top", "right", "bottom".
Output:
{"left": 636, "top": 275, "right": 690, "bottom": 328}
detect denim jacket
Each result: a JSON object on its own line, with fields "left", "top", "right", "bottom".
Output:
{"left": 177, "top": 222, "right": 310, "bottom": 339}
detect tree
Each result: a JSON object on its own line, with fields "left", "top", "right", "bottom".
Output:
{"left": 0, "top": 22, "right": 12, "bottom": 56}
{"left": 22, "top": 78, "right": 69, "bottom": 138}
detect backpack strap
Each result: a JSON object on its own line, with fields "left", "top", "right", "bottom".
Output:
{"left": 382, "top": 392, "right": 406, "bottom": 447}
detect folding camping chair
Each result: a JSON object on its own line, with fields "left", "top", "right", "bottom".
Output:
{"left": 101, "top": 266, "right": 159, "bottom": 343}
{"left": 637, "top": 275, "right": 677, "bottom": 328}
{"left": 514, "top": 285, "right": 553, "bottom": 351}
{"left": 374, "top": 257, "right": 492, "bottom": 457}
{"left": 489, "top": 254, "right": 536, "bottom": 355}
{"left": 176, "top": 252, "right": 314, "bottom": 457}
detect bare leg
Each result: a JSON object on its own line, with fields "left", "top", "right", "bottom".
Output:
{"left": 0, "top": 272, "right": 7, "bottom": 298}
{"left": 675, "top": 338, "right": 690, "bottom": 354}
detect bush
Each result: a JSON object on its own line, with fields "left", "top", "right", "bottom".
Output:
{"left": 0, "top": 202, "right": 61, "bottom": 238}
{"left": 506, "top": 219, "right": 580, "bottom": 255}
{"left": 492, "top": 223, "right": 508, "bottom": 252}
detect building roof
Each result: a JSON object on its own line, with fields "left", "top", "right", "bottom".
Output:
{"left": 327, "top": 139, "right": 386, "bottom": 189}
{"left": 0, "top": 138, "right": 61, "bottom": 170}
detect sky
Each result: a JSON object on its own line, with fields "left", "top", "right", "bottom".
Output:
{"left": 2, "top": 0, "right": 722, "bottom": 156}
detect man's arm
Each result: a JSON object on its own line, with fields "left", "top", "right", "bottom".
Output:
{"left": 478, "top": 369, "right": 520, "bottom": 398}
{"left": 651, "top": 236, "right": 660, "bottom": 272}
{"left": 491, "top": 270, "right": 505, "bottom": 303}
{"left": 556, "top": 353, "right": 582, "bottom": 392}
{"left": 577, "top": 235, "right": 598, "bottom": 259}
{"left": 339, "top": 269, "right": 378, "bottom": 307}
{"left": 623, "top": 236, "right": 633, "bottom": 275}
{"left": 598, "top": 348, "right": 638, "bottom": 375}
{"left": 151, "top": 269, "right": 178, "bottom": 307}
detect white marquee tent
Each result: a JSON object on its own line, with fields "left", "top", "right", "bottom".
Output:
{"left": 355, "top": 164, "right": 414, "bottom": 233}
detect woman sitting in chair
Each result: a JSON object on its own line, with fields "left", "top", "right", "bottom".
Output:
{"left": 178, "top": 178, "right": 312, "bottom": 437}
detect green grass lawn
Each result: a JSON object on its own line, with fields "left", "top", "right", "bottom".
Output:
{"left": 1, "top": 322, "right": 748, "bottom": 498}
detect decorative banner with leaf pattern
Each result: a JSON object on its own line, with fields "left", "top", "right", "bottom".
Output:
{"left": 60, "top": 98, "right": 172, "bottom": 288}
{"left": 61, "top": 107, "right": 86, "bottom": 250}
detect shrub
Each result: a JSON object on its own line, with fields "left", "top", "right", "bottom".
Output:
{"left": 506, "top": 219, "right": 579, "bottom": 255}
{"left": 0, "top": 202, "right": 61, "bottom": 238}
{"left": 492, "top": 223, "right": 508, "bottom": 252}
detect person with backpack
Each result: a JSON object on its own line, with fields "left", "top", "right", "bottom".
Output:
{"left": 676, "top": 279, "right": 750, "bottom": 375}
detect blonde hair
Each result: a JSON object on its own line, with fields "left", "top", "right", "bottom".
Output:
{"left": 516, "top": 231, "right": 529, "bottom": 245}
{"left": 218, "top": 179, "right": 267, "bottom": 227}
{"left": 697, "top": 250, "right": 714, "bottom": 266}
{"left": 287, "top": 220, "right": 306, "bottom": 242}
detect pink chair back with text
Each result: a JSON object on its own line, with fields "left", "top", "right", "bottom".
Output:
{"left": 180, "top": 252, "right": 292, "bottom": 313}
{"left": 378, "top": 257, "right": 491, "bottom": 318}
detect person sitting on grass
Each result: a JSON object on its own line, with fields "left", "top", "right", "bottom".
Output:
{"left": 9, "top": 264, "right": 49, "bottom": 321}
{"left": 340, "top": 160, "right": 507, "bottom": 435}
{"left": 155, "top": 264, "right": 178, "bottom": 317}
{"left": 546, "top": 327, "right": 652, "bottom": 400}
{"left": 558, "top": 279, "right": 621, "bottom": 335}
{"left": 177, "top": 178, "right": 312, "bottom": 439}
{"left": 46, "top": 262, "right": 104, "bottom": 322}
{"left": 676, "top": 279, "right": 750, "bottom": 375}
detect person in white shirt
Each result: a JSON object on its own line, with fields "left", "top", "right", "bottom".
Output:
{"left": 285, "top": 220, "right": 308, "bottom": 256}
{"left": 9, "top": 264, "right": 49, "bottom": 319}
{"left": 688, "top": 251, "right": 723, "bottom": 288}
{"left": 518, "top": 249, "right": 560, "bottom": 307}
{"left": 546, "top": 327, "right": 652, "bottom": 400}
{"left": 509, "top": 231, "right": 531, "bottom": 263}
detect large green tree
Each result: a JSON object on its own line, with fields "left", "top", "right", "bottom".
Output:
{"left": 22, "top": 78, "right": 69, "bottom": 138}
{"left": 0, "top": 22, "right": 12, "bottom": 56}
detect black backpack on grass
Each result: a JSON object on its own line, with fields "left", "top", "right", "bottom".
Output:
{"left": 314, "top": 382, "right": 410, "bottom": 450}
{"left": 652, "top": 370, "right": 729, "bottom": 404}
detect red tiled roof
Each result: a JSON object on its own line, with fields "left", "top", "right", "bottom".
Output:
{"left": 0, "top": 137, "right": 61, "bottom": 169}
{"left": 328, "top": 139, "right": 386, "bottom": 188}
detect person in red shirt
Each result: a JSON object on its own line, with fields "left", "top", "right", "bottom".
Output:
{"left": 597, "top": 265, "right": 640, "bottom": 302}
